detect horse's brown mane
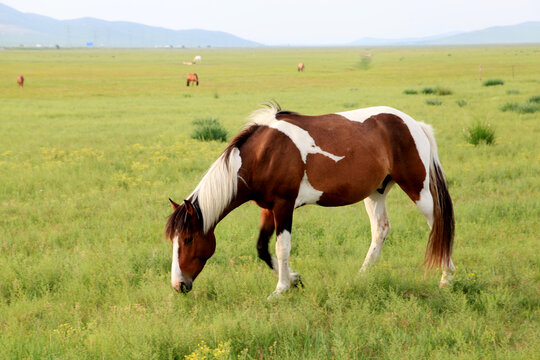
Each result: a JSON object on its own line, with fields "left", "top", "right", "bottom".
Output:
{"left": 164, "top": 199, "right": 200, "bottom": 241}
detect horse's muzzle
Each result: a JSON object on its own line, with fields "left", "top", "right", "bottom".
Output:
{"left": 175, "top": 281, "right": 192, "bottom": 294}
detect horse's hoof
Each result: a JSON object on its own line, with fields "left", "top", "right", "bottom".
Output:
{"left": 291, "top": 273, "right": 303, "bottom": 288}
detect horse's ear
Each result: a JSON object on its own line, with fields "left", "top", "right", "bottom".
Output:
{"left": 184, "top": 199, "right": 195, "bottom": 216}
{"left": 169, "top": 198, "right": 180, "bottom": 210}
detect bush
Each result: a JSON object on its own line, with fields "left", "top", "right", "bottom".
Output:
{"left": 506, "top": 89, "right": 520, "bottom": 95}
{"left": 456, "top": 99, "right": 467, "bottom": 107}
{"left": 465, "top": 122, "right": 495, "bottom": 145}
{"left": 483, "top": 79, "right": 504, "bottom": 86}
{"left": 403, "top": 89, "right": 418, "bottom": 95}
{"left": 436, "top": 87, "right": 453, "bottom": 96}
{"left": 421, "top": 87, "right": 435, "bottom": 94}
{"left": 528, "top": 95, "right": 540, "bottom": 104}
{"left": 426, "top": 99, "right": 442, "bottom": 106}
{"left": 191, "top": 118, "right": 228, "bottom": 142}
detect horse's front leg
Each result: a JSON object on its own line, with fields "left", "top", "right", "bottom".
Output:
{"left": 269, "top": 202, "right": 301, "bottom": 299}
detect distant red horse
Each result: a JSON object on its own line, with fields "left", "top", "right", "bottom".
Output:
{"left": 17, "top": 75, "right": 24, "bottom": 88}
{"left": 297, "top": 62, "right": 304, "bottom": 72}
{"left": 186, "top": 73, "right": 199, "bottom": 86}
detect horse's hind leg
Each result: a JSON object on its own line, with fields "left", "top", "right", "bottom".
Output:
{"left": 360, "top": 185, "right": 393, "bottom": 272}
{"left": 415, "top": 187, "right": 455, "bottom": 287}
{"left": 257, "top": 209, "right": 275, "bottom": 270}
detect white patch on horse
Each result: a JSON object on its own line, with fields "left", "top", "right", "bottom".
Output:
{"left": 171, "top": 237, "right": 185, "bottom": 290}
{"left": 270, "top": 121, "right": 344, "bottom": 163}
{"left": 190, "top": 147, "right": 242, "bottom": 233}
{"left": 295, "top": 172, "right": 323, "bottom": 208}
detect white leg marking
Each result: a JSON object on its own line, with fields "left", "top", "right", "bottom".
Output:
{"left": 171, "top": 237, "right": 185, "bottom": 290}
{"left": 269, "top": 121, "right": 344, "bottom": 163}
{"left": 360, "top": 192, "right": 390, "bottom": 272}
{"left": 269, "top": 230, "right": 295, "bottom": 299}
{"left": 440, "top": 257, "right": 456, "bottom": 288}
{"left": 416, "top": 187, "right": 434, "bottom": 228}
{"left": 295, "top": 172, "right": 323, "bottom": 208}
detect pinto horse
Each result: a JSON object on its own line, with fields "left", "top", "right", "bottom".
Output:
{"left": 165, "top": 103, "right": 455, "bottom": 298}
{"left": 17, "top": 75, "right": 24, "bottom": 88}
{"left": 186, "top": 73, "right": 198, "bottom": 86}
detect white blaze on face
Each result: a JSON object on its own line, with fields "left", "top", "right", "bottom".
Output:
{"left": 171, "top": 236, "right": 185, "bottom": 289}
{"left": 269, "top": 121, "right": 344, "bottom": 163}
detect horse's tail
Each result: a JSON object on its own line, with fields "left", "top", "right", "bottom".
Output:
{"left": 420, "top": 123, "right": 454, "bottom": 270}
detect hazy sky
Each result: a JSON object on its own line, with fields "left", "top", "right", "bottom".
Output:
{"left": 3, "top": 0, "right": 540, "bottom": 45}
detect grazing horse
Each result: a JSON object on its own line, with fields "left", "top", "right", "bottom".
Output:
{"left": 186, "top": 73, "right": 199, "bottom": 86}
{"left": 193, "top": 55, "right": 202, "bottom": 63}
{"left": 298, "top": 62, "right": 304, "bottom": 72}
{"left": 17, "top": 75, "right": 24, "bottom": 88}
{"left": 165, "top": 103, "right": 455, "bottom": 298}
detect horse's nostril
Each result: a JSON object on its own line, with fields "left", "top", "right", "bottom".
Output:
{"left": 179, "top": 282, "right": 192, "bottom": 293}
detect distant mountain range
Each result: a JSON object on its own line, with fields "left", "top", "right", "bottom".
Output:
{"left": 0, "top": 3, "right": 262, "bottom": 47}
{"left": 351, "top": 22, "right": 540, "bottom": 46}
{"left": 1, "top": 2, "right": 539, "bottom": 47}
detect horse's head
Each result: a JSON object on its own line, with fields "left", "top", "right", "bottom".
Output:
{"left": 165, "top": 198, "right": 216, "bottom": 293}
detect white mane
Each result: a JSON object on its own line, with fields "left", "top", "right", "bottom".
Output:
{"left": 189, "top": 147, "right": 242, "bottom": 233}
{"left": 248, "top": 102, "right": 280, "bottom": 126}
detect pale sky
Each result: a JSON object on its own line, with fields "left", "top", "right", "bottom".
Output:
{"left": 3, "top": 0, "right": 540, "bottom": 45}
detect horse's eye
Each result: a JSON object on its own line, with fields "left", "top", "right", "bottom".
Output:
{"left": 184, "top": 237, "right": 193, "bottom": 245}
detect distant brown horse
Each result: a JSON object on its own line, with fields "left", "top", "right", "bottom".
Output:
{"left": 17, "top": 75, "right": 24, "bottom": 88}
{"left": 186, "top": 73, "right": 199, "bottom": 86}
{"left": 297, "top": 62, "right": 304, "bottom": 72}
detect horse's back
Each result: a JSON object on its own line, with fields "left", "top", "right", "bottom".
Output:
{"left": 243, "top": 107, "right": 430, "bottom": 206}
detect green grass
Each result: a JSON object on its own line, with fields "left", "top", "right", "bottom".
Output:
{"left": 456, "top": 99, "right": 467, "bottom": 107}
{"left": 403, "top": 89, "right": 418, "bottom": 95}
{"left": 426, "top": 98, "right": 443, "bottom": 105}
{"left": 1, "top": 46, "right": 539, "bottom": 359}
{"left": 191, "top": 118, "right": 228, "bottom": 142}
{"left": 464, "top": 122, "right": 496, "bottom": 145}
{"left": 483, "top": 78, "right": 504, "bottom": 86}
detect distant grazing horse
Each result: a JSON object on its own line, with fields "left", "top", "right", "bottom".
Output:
{"left": 193, "top": 56, "right": 202, "bottom": 63}
{"left": 166, "top": 103, "right": 455, "bottom": 298}
{"left": 297, "top": 62, "right": 304, "bottom": 72}
{"left": 186, "top": 73, "right": 199, "bottom": 86}
{"left": 17, "top": 75, "right": 24, "bottom": 88}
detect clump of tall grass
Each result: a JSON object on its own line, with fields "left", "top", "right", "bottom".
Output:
{"left": 500, "top": 97, "right": 540, "bottom": 114}
{"left": 403, "top": 89, "right": 418, "bottom": 95}
{"left": 506, "top": 89, "right": 520, "bottom": 95}
{"left": 435, "top": 87, "right": 452, "bottom": 96}
{"left": 421, "top": 87, "right": 435, "bottom": 94}
{"left": 426, "top": 99, "right": 442, "bottom": 106}
{"left": 343, "top": 102, "right": 358, "bottom": 108}
{"left": 456, "top": 99, "right": 467, "bottom": 107}
{"left": 483, "top": 79, "right": 504, "bottom": 86}
{"left": 465, "top": 121, "right": 495, "bottom": 145}
{"left": 191, "top": 118, "right": 228, "bottom": 142}
{"left": 356, "top": 56, "right": 372, "bottom": 70}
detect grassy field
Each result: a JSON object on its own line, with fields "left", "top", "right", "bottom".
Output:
{"left": 0, "top": 46, "right": 539, "bottom": 359}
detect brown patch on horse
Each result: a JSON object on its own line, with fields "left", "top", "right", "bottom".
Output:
{"left": 273, "top": 112, "right": 426, "bottom": 206}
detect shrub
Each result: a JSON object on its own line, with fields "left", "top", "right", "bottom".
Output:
{"left": 483, "top": 79, "right": 504, "bottom": 86}
{"left": 421, "top": 87, "right": 435, "bottom": 94}
{"left": 465, "top": 122, "right": 495, "bottom": 145}
{"left": 506, "top": 89, "right": 520, "bottom": 95}
{"left": 191, "top": 118, "right": 228, "bottom": 142}
{"left": 426, "top": 99, "right": 442, "bottom": 106}
{"left": 500, "top": 102, "right": 519, "bottom": 112}
{"left": 528, "top": 95, "right": 540, "bottom": 104}
{"left": 456, "top": 99, "right": 467, "bottom": 107}
{"left": 436, "top": 87, "right": 453, "bottom": 96}
{"left": 403, "top": 89, "right": 418, "bottom": 95}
